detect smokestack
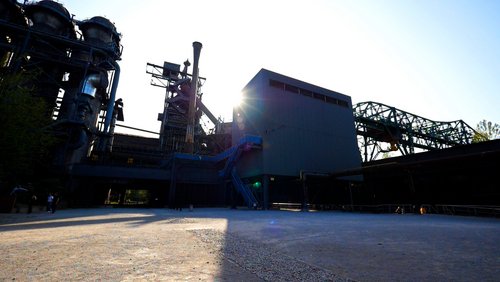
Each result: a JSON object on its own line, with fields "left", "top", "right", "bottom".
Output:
{"left": 184, "top": 41, "right": 202, "bottom": 154}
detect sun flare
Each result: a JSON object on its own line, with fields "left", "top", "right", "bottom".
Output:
{"left": 230, "top": 91, "right": 244, "bottom": 107}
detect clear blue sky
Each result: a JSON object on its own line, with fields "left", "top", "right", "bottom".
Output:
{"left": 60, "top": 0, "right": 500, "bottom": 136}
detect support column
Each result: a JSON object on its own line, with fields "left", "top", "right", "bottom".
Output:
{"left": 349, "top": 182, "right": 354, "bottom": 211}
{"left": 262, "top": 175, "right": 270, "bottom": 210}
{"left": 118, "top": 188, "right": 126, "bottom": 206}
{"left": 66, "top": 177, "right": 78, "bottom": 208}
{"left": 228, "top": 181, "right": 237, "bottom": 209}
{"left": 302, "top": 177, "right": 309, "bottom": 212}
{"left": 168, "top": 160, "right": 177, "bottom": 209}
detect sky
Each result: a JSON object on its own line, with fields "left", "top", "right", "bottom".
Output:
{"left": 58, "top": 0, "right": 500, "bottom": 137}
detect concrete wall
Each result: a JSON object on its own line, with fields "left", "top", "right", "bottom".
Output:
{"left": 233, "top": 69, "right": 361, "bottom": 178}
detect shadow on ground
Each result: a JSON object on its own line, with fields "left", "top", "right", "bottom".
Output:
{"left": 1, "top": 208, "right": 499, "bottom": 281}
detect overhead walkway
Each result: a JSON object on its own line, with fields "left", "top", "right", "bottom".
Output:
{"left": 353, "top": 101, "right": 478, "bottom": 162}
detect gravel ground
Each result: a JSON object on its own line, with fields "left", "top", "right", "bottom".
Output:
{"left": 190, "top": 229, "right": 347, "bottom": 282}
{"left": 0, "top": 208, "right": 498, "bottom": 281}
{"left": 0, "top": 208, "right": 347, "bottom": 281}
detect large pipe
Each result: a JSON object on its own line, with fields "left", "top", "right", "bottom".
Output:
{"left": 68, "top": 128, "right": 87, "bottom": 150}
{"left": 103, "top": 60, "right": 120, "bottom": 134}
{"left": 196, "top": 98, "right": 218, "bottom": 126}
{"left": 81, "top": 73, "right": 105, "bottom": 98}
{"left": 57, "top": 72, "right": 107, "bottom": 122}
{"left": 184, "top": 41, "right": 202, "bottom": 154}
{"left": 106, "top": 99, "right": 123, "bottom": 152}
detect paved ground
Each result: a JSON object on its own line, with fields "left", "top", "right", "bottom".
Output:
{"left": 0, "top": 208, "right": 499, "bottom": 281}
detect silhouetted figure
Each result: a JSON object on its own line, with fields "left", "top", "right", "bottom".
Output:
{"left": 51, "top": 192, "right": 60, "bottom": 213}
{"left": 176, "top": 201, "right": 183, "bottom": 211}
{"left": 47, "top": 193, "right": 54, "bottom": 213}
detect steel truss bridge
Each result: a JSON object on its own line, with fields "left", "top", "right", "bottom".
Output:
{"left": 353, "top": 101, "right": 478, "bottom": 162}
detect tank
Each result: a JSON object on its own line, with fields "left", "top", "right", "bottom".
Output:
{"left": 0, "top": 0, "right": 26, "bottom": 67}
{"left": 24, "top": 0, "right": 74, "bottom": 37}
{"left": 21, "top": 1, "right": 79, "bottom": 116}
{"left": 79, "top": 16, "right": 121, "bottom": 59}
{"left": 0, "top": 0, "right": 24, "bottom": 22}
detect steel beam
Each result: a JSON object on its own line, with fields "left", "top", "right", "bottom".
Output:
{"left": 354, "top": 101, "right": 477, "bottom": 162}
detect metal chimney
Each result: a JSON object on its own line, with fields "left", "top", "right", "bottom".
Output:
{"left": 184, "top": 41, "right": 202, "bottom": 154}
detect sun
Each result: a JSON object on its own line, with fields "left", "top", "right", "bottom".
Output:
{"left": 230, "top": 91, "right": 244, "bottom": 107}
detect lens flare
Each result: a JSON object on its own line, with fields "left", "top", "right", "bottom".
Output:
{"left": 231, "top": 91, "right": 244, "bottom": 107}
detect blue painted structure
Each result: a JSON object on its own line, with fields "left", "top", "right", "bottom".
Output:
{"left": 169, "top": 135, "right": 262, "bottom": 208}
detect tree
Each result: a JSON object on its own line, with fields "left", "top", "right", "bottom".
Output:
{"left": 472, "top": 119, "right": 500, "bottom": 142}
{"left": 125, "top": 189, "right": 149, "bottom": 204}
{"left": 0, "top": 71, "right": 56, "bottom": 190}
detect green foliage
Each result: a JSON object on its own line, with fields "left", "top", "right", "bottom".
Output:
{"left": 0, "top": 71, "right": 56, "bottom": 186}
{"left": 472, "top": 119, "right": 500, "bottom": 142}
{"left": 125, "top": 189, "right": 149, "bottom": 204}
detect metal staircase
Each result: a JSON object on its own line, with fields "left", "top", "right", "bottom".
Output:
{"left": 172, "top": 135, "right": 262, "bottom": 208}
{"left": 218, "top": 135, "right": 261, "bottom": 208}
{"left": 230, "top": 167, "right": 259, "bottom": 209}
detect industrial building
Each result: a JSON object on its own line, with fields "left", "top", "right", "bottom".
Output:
{"left": 231, "top": 69, "right": 362, "bottom": 208}
{"left": 234, "top": 69, "right": 361, "bottom": 178}
{"left": 1, "top": 0, "right": 498, "bottom": 215}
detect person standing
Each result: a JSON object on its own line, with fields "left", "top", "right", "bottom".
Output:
{"left": 47, "top": 193, "right": 54, "bottom": 213}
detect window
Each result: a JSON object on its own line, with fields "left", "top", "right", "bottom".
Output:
{"left": 338, "top": 100, "right": 349, "bottom": 108}
{"left": 268, "top": 79, "right": 349, "bottom": 109}
{"left": 313, "top": 92, "right": 326, "bottom": 101}
{"left": 325, "top": 96, "right": 338, "bottom": 105}
{"left": 300, "top": 88, "right": 313, "bottom": 97}
{"left": 285, "top": 84, "right": 299, "bottom": 93}
{"left": 269, "top": 79, "right": 285, "bottom": 90}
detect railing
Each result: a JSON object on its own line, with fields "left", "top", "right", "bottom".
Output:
{"left": 268, "top": 202, "right": 500, "bottom": 217}
{"left": 334, "top": 203, "right": 500, "bottom": 218}
{"left": 230, "top": 168, "right": 258, "bottom": 209}
{"left": 432, "top": 205, "right": 500, "bottom": 217}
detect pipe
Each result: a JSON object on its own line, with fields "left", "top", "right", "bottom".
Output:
{"left": 115, "top": 124, "right": 160, "bottom": 135}
{"left": 81, "top": 73, "right": 103, "bottom": 97}
{"left": 67, "top": 128, "right": 88, "bottom": 150}
{"left": 184, "top": 41, "right": 202, "bottom": 153}
{"left": 196, "top": 98, "right": 219, "bottom": 127}
{"left": 107, "top": 108, "right": 118, "bottom": 152}
{"left": 103, "top": 60, "right": 120, "bottom": 134}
